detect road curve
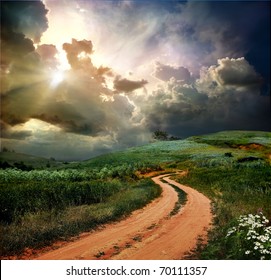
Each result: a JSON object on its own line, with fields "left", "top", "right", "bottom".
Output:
{"left": 36, "top": 173, "right": 212, "bottom": 260}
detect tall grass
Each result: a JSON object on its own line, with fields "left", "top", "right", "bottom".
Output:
{"left": 0, "top": 180, "right": 124, "bottom": 223}
{"left": 0, "top": 179, "right": 161, "bottom": 257}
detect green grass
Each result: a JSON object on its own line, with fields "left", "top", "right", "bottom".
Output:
{"left": 0, "top": 179, "right": 125, "bottom": 223}
{"left": 188, "top": 130, "right": 271, "bottom": 148}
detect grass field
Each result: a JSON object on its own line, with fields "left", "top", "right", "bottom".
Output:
{"left": 1, "top": 130, "right": 270, "bottom": 259}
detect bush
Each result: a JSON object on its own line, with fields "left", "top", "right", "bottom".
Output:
{"left": 224, "top": 152, "right": 233, "bottom": 157}
{"left": 225, "top": 213, "right": 271, "bottom": 260}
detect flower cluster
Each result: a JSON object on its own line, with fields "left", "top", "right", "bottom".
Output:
{"left": 226, "top": 213, "right": 271, "bottom": 259}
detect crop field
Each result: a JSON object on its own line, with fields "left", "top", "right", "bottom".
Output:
{"left": 0, "top": 130, "right": 270, "bottom": 259}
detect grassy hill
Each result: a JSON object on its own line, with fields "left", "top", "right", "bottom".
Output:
{"left": 188, "top": 130, "right": 271, "bottom": 147}
{"left": 2, "top": 130, "right": 269, "bottom": 170}
{"left": 69, "top": 130, "right": 271, "bottom": 169}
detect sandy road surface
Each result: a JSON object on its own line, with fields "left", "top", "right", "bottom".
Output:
{"left": 36, "top": 173, "right": 212, "bottom": 260}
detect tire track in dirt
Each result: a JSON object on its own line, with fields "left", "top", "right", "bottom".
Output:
{"left": 36, "top": 172, "right": 212, "bottom": 260}
{"left": 112, "top": 176, "right": 212, "bottom": 259}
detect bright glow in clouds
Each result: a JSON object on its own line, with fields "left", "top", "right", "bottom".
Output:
{"left": 56, "top": 50, "right": 71, "bottom": 71}
{"left": 50, "top": 69, "right": 65, "bottom": 87}
{"left": 41, "top": 0, "right": 90, "bottom": 48}
{"left": 20, "top": 119, "right": 61, "bottom": 132}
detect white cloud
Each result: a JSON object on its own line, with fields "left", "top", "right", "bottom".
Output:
{"left": 212, "top": 57, "right": 261, "bottom": 86}
{"left": 196, "top": 57, "right": 262, "bottom": 97}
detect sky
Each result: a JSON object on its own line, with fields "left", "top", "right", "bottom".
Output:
{"left": 1, "top": 0, "right": 270, "bottom": 160}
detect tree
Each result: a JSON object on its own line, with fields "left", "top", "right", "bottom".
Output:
{"left": 152, "top": 130, "right": 169, "bottom": 141}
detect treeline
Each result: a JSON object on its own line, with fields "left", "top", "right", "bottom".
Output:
{"left": 152, "top": 130, "right": 181, "bottom": 141}
{"left": 0, "top": 160, "right": 34, "bottom": 171}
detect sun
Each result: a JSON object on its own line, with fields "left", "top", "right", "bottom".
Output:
{"left": 50, "top": 69, "right": 65, "bottom": 87}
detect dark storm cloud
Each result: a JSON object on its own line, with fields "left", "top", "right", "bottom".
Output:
{"left": 136, "top": 57, "right": 271, "bottom": 137}
{"left": 1, "top": 0, "right": 48, "bottom": 66}
{"left": 1, "top": 0, "right": 48, "bottom": 42}
{"left": 113, "top": 76, "right": 148, "bottom": 93}
{"left": 0, "top": 120, "right": 32, "bottom": 140}
{"left": 142, "top": 85, "right": 270, "bottom": 138}
{"left": 139, "top": 81, "right": 206, "bottom": 131}
{"left": 145, "top": 0, "right": 269, "bottom": 88}
{"left": 30, "top": 95, "right": 107, "bottom": 136}
{"left": 32, "top": 113, "right": 102, "bottom": 136}
{"left": 154, "top": 62, "right": 191, "bottom": 83}
{"left": 0, "top": 0, "right": 49, "bottom": 97}
{"left": 199, "top": 1, "right": 270, "bottom": 85}
{"left": 1, "top": 82, "right": 49, "bottom": 126}
{"left": 0, "top": 32, "right": 35, "bottom": 67}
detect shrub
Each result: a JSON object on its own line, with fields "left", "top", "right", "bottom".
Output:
{"left": 225, "top": 213, "right": 271, "bottom": 260}
{"left": 224, "top": 152, "right": 233, "bottom": 157}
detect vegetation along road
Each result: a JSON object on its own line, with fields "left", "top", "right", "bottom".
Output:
{"left": 36, "top": 172, "right": 212, "bottom": 260}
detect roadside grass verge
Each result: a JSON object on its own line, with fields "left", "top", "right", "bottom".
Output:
{"left": 174, "top": 161, "right": 271, "bottom": 259}
{"left": 161, "top": 178, "right": 187, "bottom": 217}
{"left": 0, "top": 178, "right": 161, "bottom": 258}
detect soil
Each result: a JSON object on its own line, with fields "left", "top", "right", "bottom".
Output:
{"left": 238, "top": 143, "right": 264, "bottom": 150}
{"left": 34, "top": 172, "right": 212, "bottom": 260}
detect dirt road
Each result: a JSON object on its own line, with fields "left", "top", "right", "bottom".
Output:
{"left": 36, "top": 173, "right": 212, "bottom": 260}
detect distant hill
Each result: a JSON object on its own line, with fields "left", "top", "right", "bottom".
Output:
{"left": 0, "top": 151, "right": 62, "bottom": 169}
{"left": 66, "top": 130, "right": 271, "bottom": 170}
{"left": 188, "top": 130, "right": 271, "bottom": 147}
{"left": 2, "top": 130, "right": 270, "bottom": 170}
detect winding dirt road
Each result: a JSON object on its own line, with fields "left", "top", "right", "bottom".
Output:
{"left": 36, "top": 173, "right": 212, "bottom": 260}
